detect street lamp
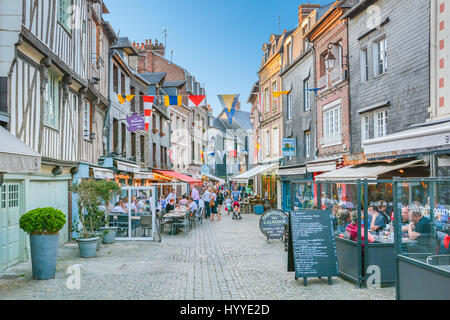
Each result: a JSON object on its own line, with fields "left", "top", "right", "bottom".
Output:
{"left": 324, "top": 42, "right": 348, "bottom": 72}
{"left": 324, "top": 50, "right": 337, "bottom": 72}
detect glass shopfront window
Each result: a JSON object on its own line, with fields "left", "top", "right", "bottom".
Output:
{"left": 396, "top": 179, "right": 450, "bottom": 270}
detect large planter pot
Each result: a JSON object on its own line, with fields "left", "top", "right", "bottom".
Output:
{"left": 29, "top": 234, "right": 59, "bottom": 280}
{"left": 76, "top": 237, "right": 99, "bottom": 258}
{"left": 94, "top": 232, "right": 103, "bottom": 251}
{"left": 100, "top": 227, "right": 118, "bottom": 244}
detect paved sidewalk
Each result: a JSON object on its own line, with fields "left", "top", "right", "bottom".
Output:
{"left": 0, "top": 211, "right": 395, "bottom": 300}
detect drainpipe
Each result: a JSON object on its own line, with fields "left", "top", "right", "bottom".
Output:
{"left": 104, "top": 49, "right": 113, "bottom": 156}
{"left": 311, "top": 43, "right": 318, "bottom": 170}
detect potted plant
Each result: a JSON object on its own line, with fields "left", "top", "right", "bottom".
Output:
{"left": 19, "top": 207, "right": 66, "bottom": 280}
{"left": 70, "top": 181, "right": 100, "bottom": 258}
{"left": 93, "top": 180, "right": 121, "bottom": 244}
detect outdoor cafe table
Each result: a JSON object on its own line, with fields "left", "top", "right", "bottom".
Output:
{"left": 164, "top": 209, "right": 188, "bottom": 235}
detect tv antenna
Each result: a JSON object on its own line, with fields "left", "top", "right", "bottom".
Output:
{"left": 277, "top": 16, "right": 281, "bottom": 33}
{"left": 161, "top": 28, "right": 168, "bottom": 48}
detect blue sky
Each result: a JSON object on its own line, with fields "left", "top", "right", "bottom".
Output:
{"left": 105, "top": 0, "right": 332, "bottom": 116}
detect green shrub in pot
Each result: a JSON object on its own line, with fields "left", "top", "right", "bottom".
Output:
{"left": 19, "top": 207, "right": 66, "bottom": 280}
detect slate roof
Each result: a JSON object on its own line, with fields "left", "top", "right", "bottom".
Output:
{"left": 140, "top": 72, "right": 167, "bottom": 85}
{"left": 163, "top": 81, "right": 186, "bottom": 88}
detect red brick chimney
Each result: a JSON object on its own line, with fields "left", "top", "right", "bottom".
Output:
{"left": 298, "top": 2, "right": 320, "bottom": 25}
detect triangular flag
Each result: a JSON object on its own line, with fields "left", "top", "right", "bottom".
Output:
{"left": 164, "top": 95, "right": 182, "bottom": 106}
{"left": 217, "top": 150, "right": 226, "bottom": 161}
{"left": 273, "top": 91, "right": 290, "bottom": 98}
{"left": 188, "top": 95, "right": 206, "bottom": 107}
{"left": 218, "top": 94, "right": 239, "bottom": 124}
{"left": 117, "top": 95, "right": 135, "bottom": 104}
{"left": 256, "top": 142, "right": 261, "bottom": 150}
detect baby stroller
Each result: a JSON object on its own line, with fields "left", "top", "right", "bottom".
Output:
{"left": 232, "top": 201, "right": 242, "bottom": 220}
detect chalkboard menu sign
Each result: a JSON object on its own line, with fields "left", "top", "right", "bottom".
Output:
{"left": 288, "top": 210, "right": 338, "bottom": 280}
{"left": 259, "top": 210, "right": 288, "bottom": 240}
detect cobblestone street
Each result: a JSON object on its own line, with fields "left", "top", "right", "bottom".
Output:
{"left": 0, "top": 211, "right": 395, "bottom": 300}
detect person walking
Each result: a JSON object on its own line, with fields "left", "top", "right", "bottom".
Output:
{"left": 210, "top": 189, "right": 218, "bottom": 221}
{"left": 191, "top": 186, "right": 200, "bottom": 206}
{"left": 202, "top": 187, "right": 211, "bottom": 219}
{"left": 216, "top": 189, "right": 224, "bottom": 217}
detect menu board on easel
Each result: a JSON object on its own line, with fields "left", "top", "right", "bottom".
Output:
{"left": 287, "top": 210, "right": 338, "bottom": 284}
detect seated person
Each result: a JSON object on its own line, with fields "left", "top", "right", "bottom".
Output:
{"left": 401, "top": 206, "right": 411, "bottom": 234}
{"left": 179, "top": 195, "right": 188, "bottom": 206}
{"left": 345, "top": 211, "right": 374, "bottom": 244}
{"left": 165, "top": 198, "right": 176, "bottom": 213}
{"left": 112, "top": 201, "right": 126, "bottom": 213}
{"left": 188, "top": 197, "right": 198, "bottom": 216}
{"left": 407, "top": 209, "right": 431, "bottom": 241}
{"left": 368, "top": 206, "right": 386, "bottom": 232}
{"left": 338, "top": 209, "right": 352, "bottom": 233}
{"left": 437, "top": 231, "right": 450, "bottom": 255}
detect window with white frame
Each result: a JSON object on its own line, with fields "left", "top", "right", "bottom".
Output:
{"left": 265, "top": 130, "right": 270, "bottom": 156}
{"left": 264, "top": 88, "right": 269, "bottom": 113}
{"left": 361, "top": 114, "right": 370, "bottom": 142}
{"left": 360, "top": 48, "right": 369, "bottom": 82}
{"left": 373, "top": 38, "right": 387, "bottom": 76}
{"left": 58, "top": 0, "right": 72, "bottom": 33}
{"left": 375, "top": 109, "right": 388, "bottom": 138}
{"left": 83, "top": 100, "right": 91, "bottom": 140}
{"left": 273, "top": 127, "right": 279, "bottom": 157}
{"left": 44, "top": 72, "right": 59, "bottom": 128}
{"left": 305, "top": 131, "right": 311, "bottom": 158}
{"left": 272, "top": 81, "right": 277, "bottom": 108}
{"left": 303, "top": 78, "right": 310, "bottom": 111}
{"left": 323, "top": 104, "right": 341, "bottom": 145}
{"left": 286, "top": 92, "right": 292, "bottom": 120}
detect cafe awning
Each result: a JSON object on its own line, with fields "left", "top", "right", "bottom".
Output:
{"left": 363, "top": 121, "right": 450, "bottom": 160}
{"left": 315, "top": 159, "right": 425, "bottom": 181}
{"left": 93, "top": 167, "right": 114, "bottom": 179}
{"left": 0, "top": 126, "right": 41, "bottom": 173}
{"left": 232, "top": 163, "right": 279, "bottom": 183}
{"left": 116, "top": 160, "right": 141, "bottom": 173}
{"left": 203, "top": 174, "right": 225, "bottom": 184}
{"left": 134, "top": 171, "right": 154, "bottom": 180}
{"left": 153, "top": 170, "right": 203, "bottom": 186}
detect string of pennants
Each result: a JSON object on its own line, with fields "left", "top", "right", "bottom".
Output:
{"left": 121, "top": 90, "right": 297, "bottom": 133}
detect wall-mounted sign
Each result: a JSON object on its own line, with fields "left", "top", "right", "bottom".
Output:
{"left": 126, "top": 113, "right": 146, "bottom": 132}
{"left": 282, "top": 138, "right": 296, "bottom": 157}
{"left": 343, "top": 152, "right": 367, "bottom": 166}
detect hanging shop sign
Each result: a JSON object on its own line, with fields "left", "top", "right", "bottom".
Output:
{"left": 126, "top": 113, "right": 146, "bottom": 132}
{"left": 282, "top": 138, "right": 297, "bottom": 157}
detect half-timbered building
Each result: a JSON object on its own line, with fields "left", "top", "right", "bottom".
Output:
{"left": 0, "top": 0, "right": 94, "bottom": 272}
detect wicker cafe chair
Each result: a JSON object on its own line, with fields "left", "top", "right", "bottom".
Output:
{"left": 140, "top": 215, "right": 153, "bottom": 237}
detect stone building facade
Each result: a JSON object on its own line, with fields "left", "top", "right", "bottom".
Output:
{"left": 345, "top": 0, "right": 430, "bottom": 155}
{"left": 305, "top": 0, "right": 356, "bottom": 175}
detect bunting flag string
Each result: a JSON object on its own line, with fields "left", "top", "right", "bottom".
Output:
{"left": 143, "top": 95, "right": 154, "bottom": 131}
{"left": 272, "top": 90, "right": 291, "bottom": 98}
{"left": 218, "top": 94, "right": 240, "bottom": 124}
{"left": 188, "top": 95, "right": 207, "bottom": 107}
{"left": 118, "top": 95, "right": 135, "bottom": 104}
{"left": 164, "top": 95, "right": 183, "bottom": 106}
